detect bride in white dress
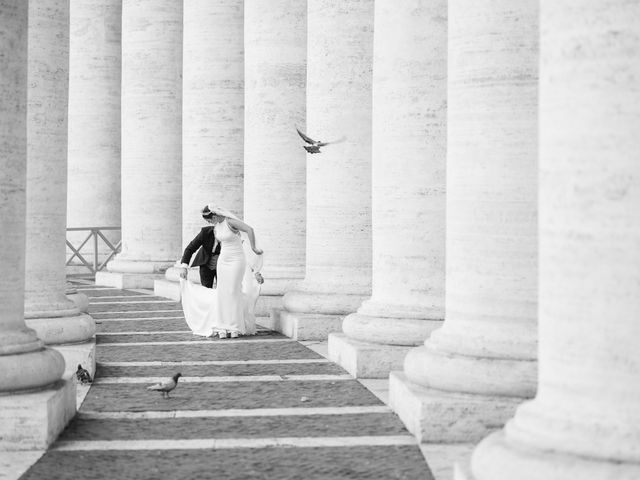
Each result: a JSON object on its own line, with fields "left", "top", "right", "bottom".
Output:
{"left": 179, "top": 206, "right": 264, "bottom": 338}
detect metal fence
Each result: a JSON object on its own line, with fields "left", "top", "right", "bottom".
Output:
{"left": 66, "top": 227, "right": 121, "bottom": 274}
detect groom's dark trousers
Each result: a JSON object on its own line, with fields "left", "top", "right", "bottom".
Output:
{"left": 180, "top": 226, "right": 221, "bottom": 289}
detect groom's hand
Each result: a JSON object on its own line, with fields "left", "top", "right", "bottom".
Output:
{"left": 179, "top": 268, "right": 188, "bottom": 279}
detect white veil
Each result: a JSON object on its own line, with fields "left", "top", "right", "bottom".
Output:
{"left": 207, "top": 205, "right": 240, "bottom": 222}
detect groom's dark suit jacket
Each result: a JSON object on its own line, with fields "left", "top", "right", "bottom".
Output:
{"left": 181, "top": 226, "right": 222, "bottom": 268}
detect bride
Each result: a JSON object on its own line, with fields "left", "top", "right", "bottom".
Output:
{"left": 179, "top": 205, "right": 264, "bottom": 338}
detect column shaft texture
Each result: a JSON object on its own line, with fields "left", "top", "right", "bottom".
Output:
{"left": 0, "top": 0, "right": 65, "bottom": 392}
{"left": 67, "top": 0, "right": 121, "bottom": 230}
{"left": 282, "top": 0, "right": 373, "bottom": 316}
{"left": 24, "top": 0, "right": 95, "bottom": 345}
{"left": 183, "top": 0, "right": 243, "bottom": 244}
{"left": 341, "top": 0, "right": 446, "bottom": 346}
{"left": 468, "top": 2, "right": 640, "bottom": 479}
{"left": 113, "top": 0, "right": 182, "bottom": 271}
{"left": 405, "top": 0, "right": 539, "bottom": 396}
{"left": 244, "top": 0, "right": 306, "bottom": 294}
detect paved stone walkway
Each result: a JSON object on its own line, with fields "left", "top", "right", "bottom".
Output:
{"left": 19, "top": 281, "right": 434, "bottom": 479}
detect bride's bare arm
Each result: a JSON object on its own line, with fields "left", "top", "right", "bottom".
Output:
{"left": 226, "top": 218, "right": 263, "bottom": 255}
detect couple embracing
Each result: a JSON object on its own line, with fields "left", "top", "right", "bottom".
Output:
{"left": 179, "top": 205, "right": 264, "bottom": 339}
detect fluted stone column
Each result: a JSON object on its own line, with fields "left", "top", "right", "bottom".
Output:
{"left": 0, "top": 1, "right": 75, "bottom": 450}
{"left": 243, "top": 0, "right": 307, "bottom": 316}
{"left": 98, "top": 0, "right": 183, "bottom": 289}
{"left": 389, "top": 0, "right": 539, "bottom": 442}
{"left": 277, "top": 0, "right": 373, "bottom": 341}
{"left": 67, "top": 0, "right": 122, "bottom": 271}
{"left": 155, "top": 0, "right": 244, "bottom": 300}
{"left": 24, "top": 0, "right": 96, "bottom": 379}
{"left": 328, "top": 0, "right": 447, "bottom": 378}
{"left": 460, "top": 2, "right": 640, "bottom": 479}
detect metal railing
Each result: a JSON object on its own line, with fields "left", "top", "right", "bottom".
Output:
{"left": 66, "top": 227, "right": 121, "bottom": 274}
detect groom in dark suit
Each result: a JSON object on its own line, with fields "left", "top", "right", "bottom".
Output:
{"left": 179, "top": 206, "right": 222, "bottom": 288}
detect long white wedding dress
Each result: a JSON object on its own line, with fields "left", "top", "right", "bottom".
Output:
{"left": 180, "top": 219, "right": 262, "bottom": 337}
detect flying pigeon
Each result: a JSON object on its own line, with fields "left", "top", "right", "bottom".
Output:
{"left": 146, "top": 373, "right": 182, "bottom": 399}
{"left": 295, "top": 127, "right": 345, "bottom": 154}
{"left": 76, "top": 364, "right": 92, "bottom": 384}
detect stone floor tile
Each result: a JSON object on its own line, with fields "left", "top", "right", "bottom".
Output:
{"left": 95, "top": 330, "right": 286, "bottom": 343}
{"left": 12, "top": 281, "right": 435, "bottom": 480}
{"left": 97, "top": 342, "right": 324, "bottom": 363}
{"left": 96, "top": 362, "right": 345, "bottom": 378}
{"left": 91, "top": 310, "right": 184, "bottom": 319}
{"left": 19, "top": 446, "right": 433, "bottom": 480}
{"left": 58, "top": 413, "right": 408, "bottom": 441}
{"left": 80, "top": 380, "right": 382, "bottom": 412}
{"left": 96, "top": 318, "right": 188, "bottom": 332}
{"left": 79, "top": 289, "right": 141, "bottom": 297}
{"left": 88, "top": 302, "right": 181, "bottom": 313}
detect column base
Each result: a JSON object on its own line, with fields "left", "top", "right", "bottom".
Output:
{"left": 258, "top": 277, "right": 301, "bottom": 296}
{"left": 24, "top": 313, "right": 95, "bottom": 345}
{"left": 0, "top": 347, "right": 65, "bottom": 393}
{"left": 154, "top": 278, "right": 181, "bottom": 301}
{"left": 154, "top": 266, "right": 199, "bottom": 300}
{"left": 52, "top": 338, "right": 96, "bottom": 380}
{"left": 389, "top": 371, "right": 523, "bottom": 443}
{"left": 255, "top": 295, "right": 283, "bottom": 318}
{"left": 262, "top": 310, "right": 343, "bottom": 340}
{"left": 454, "top": 461, "right": 473, "bottom": 480}
{"left": 0, "top": 380, "right": 76, "bottom": 451}
{"left": 66, "top": 291, "right": 89, "bottom": 312}
{"left": 328, "top": 333, "right": 412, "bottom": 378}
{"left": 420, "top": 443, "right": 476, "bottom": 480}
{"left": 405, "top": 344, "right": 536, "bottom": 398}
{"left": 96, "top": 271, "right": 165, "bottom": 289}
{"left": 283, "top": 289, "right": 367, "bottom": 315}
{"left": 458, "top": 430, "right": 640, "bottom": 480}
{"left": 343, "top": 313, "right": 442, "bottom": 346}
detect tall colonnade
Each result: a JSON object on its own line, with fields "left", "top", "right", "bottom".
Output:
{"left": 279, "top": 0, "right": 374, "bottom": 339}
{"left": 390, "top": 0, "right": 539, "bottom": 444}
{"left": 0, "top": 1, "right": 638, "bottom": 478}
{"left": 0, "top": 0, "right": 76, "bottom": 449}
{"left": 96, "top": 0, "right": 183, "bottom": 289}
{"left": 461, "top": 1, "right": 640, "bottom": 478}
{"left": 328, "top": 0, "right": 447, "bottom": 378}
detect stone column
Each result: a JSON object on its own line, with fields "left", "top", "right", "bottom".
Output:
{"left": 389, "top": 0, "right": 539, "bottom": 442}
{"left": 155, "top": 0, "right": 244, "bottom": 300}
{"left": 328, "top": 0, "right": 447, "bottom": 378}
{"left": 277, "top": 0, "right": 374, "bottom": 341}
{"left": 0, "top": 0, "right": 75, "bottom": 450}
{"left": 67, "top": 0, "right": 122, "bottom": 272}
{"left": 244, "top": 0, "right": 307, "bottom": 315}
{"left": 24, "top": 0, "right": 96, "bottom": 379}
{"left": 97, "top": 0, "right": 182, "bottom": 289}
{"left": 461, "top": 2, "right": 640, "bottom": 479}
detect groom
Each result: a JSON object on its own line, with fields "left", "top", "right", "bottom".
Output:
{"left": 179, "top": 206, "right": 221, "bottom": 288}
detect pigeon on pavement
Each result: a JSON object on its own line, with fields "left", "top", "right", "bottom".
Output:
{"left": 296, "top": 127, "right": 345, "bottom": 154}
{"left": 76, "top": 364, "right": 92, "bottom": 384}
{"left": 146, "top": 373, "right": 182, "bottom": 399}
